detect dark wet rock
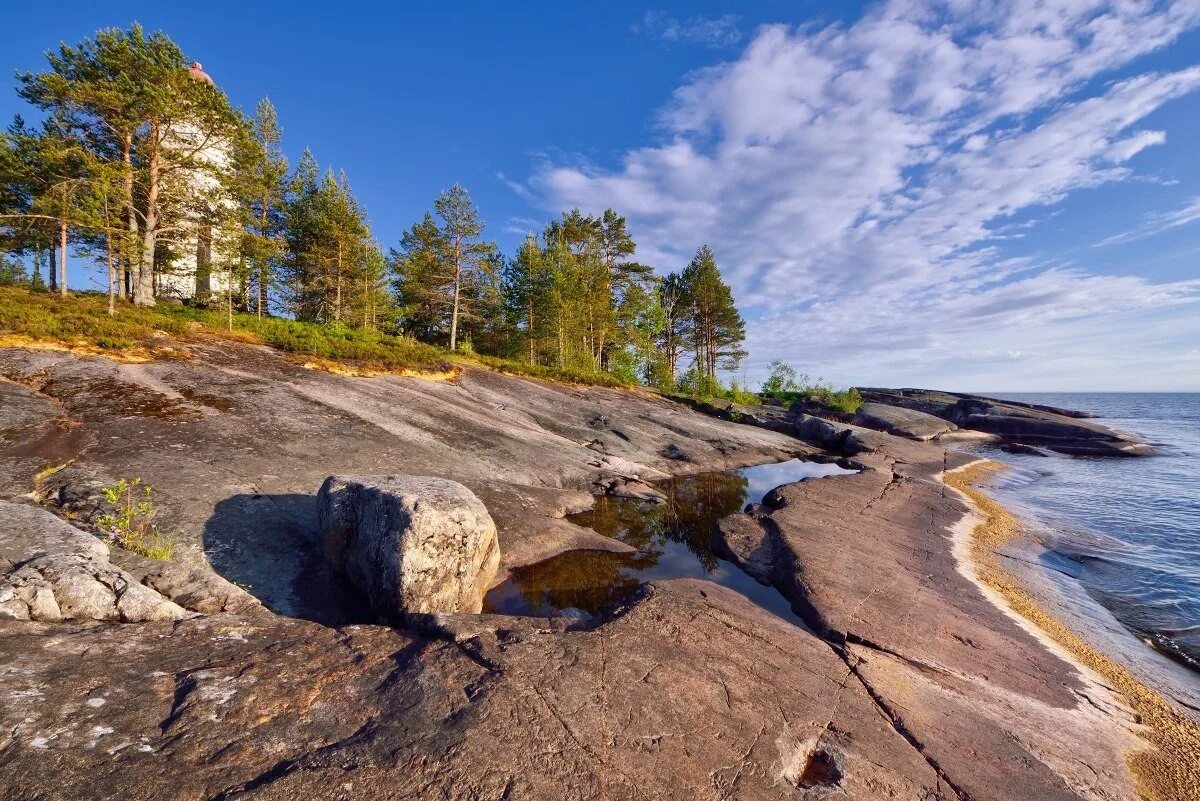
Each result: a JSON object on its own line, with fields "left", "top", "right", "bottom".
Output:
{"left": 661, "top": 442, "right": 691, "bottom": 461}
{"left": 789, "top": 397, "right": 856, "bottom": 423}
{"left": 319, "top": 475, "right": 501, "bottom": 616}
{"left": 603, "top": 476, "right": 668, "bottom": 503}
{"left": 665, "top": 394, "right": 795, "bottom": 434}
{"left": 51, "top": 477, "right": 112, "bottom": 523}
{"left": 0, "top": 501, "right": 186, "bottom": 623}
{"left": 852, "top": 401, "right": 957, "bottom": 441}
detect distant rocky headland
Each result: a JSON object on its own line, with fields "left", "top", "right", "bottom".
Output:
{"left": 2, "top": 334, "right": 1197, "bottom": 801}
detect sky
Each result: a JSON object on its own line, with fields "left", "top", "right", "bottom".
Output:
{"left": 5, "top": 0, "right": 1200, "bottom": 391}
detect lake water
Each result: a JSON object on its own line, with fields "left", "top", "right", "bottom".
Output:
{"left": 970, "top": 393, "right": 1200, "bottom": 671}
{"left": 483, "top": 458, "right": 855, "bottom": 622}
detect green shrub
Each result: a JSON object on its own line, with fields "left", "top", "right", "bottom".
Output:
{"left": 677, "top": 366, "right": 720, "bottom": 399}
{"left": 759, "top": 360, "right": 862, "bottom": 413}
{"left": 722, "top": 381, "right": 761, "bottom": 406}
{"left": 97, "top": 478, "right": 174, "bottom": 560}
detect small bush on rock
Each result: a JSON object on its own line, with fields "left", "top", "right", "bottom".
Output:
{"left": 97, "top": 478, "right": 174, "bottom": 559}
{"left": 760, "top": 360, "right": 862, "bottom": 414}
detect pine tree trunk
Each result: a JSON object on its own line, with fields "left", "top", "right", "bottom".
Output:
{"left": 135, "top": 126, "right": 159, "bottom": 307}
{"left": 194, "top": 224, "right": 213, "bottom": 306}
{"left": 528, "top": 300, "right": 535, "bottom": 365}
{"left": 106, "top": 234, "right": 115, "bottom": 315}
{"left": 335, "top": 240, "right": 343, "bottom": 322}
{"left": 449, "top": 240, "right": 462, "bottom": 351}
{"left": 228, "top": 265, "right": 234, "bottom": 331}
{"left": 122, "top": 132, "right": 138, "bottom": 302}
{"left": 258, "top": 196, "right": 269, "bottom": 317}
{"left": 58, "top": 218, "right": 68, "bottom": 296}
{"left": 47, "top": 244, "right": 56, "bottom": 293}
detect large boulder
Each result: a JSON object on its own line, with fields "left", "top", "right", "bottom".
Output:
{"left": 318, "top": 475, "right": 501, "bottom": 616}
{"left": 853, "top": 401, "right": 957, "bottom": 441}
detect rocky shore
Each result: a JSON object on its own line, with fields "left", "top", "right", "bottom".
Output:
{"left": 0, "top": 340, "right": 1195, "bottom": 800}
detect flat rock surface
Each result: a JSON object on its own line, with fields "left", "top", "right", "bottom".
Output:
{"left": 0, "top": 342, "right": 801, "bottom": 622}
{"left": 0, "top": 582, "right": 956, "bottom": 800}
{"left": 0, "top": 341, "right": 1156, "bottom": 800}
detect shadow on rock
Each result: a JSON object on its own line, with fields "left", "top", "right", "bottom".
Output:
{"left": 203, "top": 492, "right": 372, "bottom": 626}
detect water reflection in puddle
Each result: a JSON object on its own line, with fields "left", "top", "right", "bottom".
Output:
{"left": 483, "top": 459, "right": 855, "bottom": 622}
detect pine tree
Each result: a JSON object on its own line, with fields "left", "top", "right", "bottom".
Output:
{"left": 433, "top": 184, "right": 493, "bottom": 351}
{"left": 502, "top": 233, "right": 555, "bottom": 364}
{"left": 280, "top": 149, "right": 321, "bottom": 318}
{"left": 234, "top": 98, "right": 288, "bottom": 317}
{"left": 390, "top": 212, "right": 450, "bottom": 342}
{"left": 280, "top": 155, "right": 374, "bottom": 325}
{"left": 73, "top": 152, "right": 130, "bottom": 313}
{"left": 657, "top": 271, "right": 687, "bottom": 386}
{"left": 679, "top": 245, "right": 746, "bottom": 389}
{"left": 0, "top": 117, "right": 96, "bottom": 295}
{"left": 17, "top": 25, "right": 241, "bottom": 306}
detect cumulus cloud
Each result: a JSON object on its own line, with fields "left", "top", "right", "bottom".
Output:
{"left": 634, "top": 11, "right": 743, "bottom": 48}
{"left": 533, "top": 0, "right": 1200, "bottom": 389}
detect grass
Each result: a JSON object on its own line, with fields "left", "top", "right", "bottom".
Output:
{"left": 0, "top": 287, "right": 631, "bottom": 388}
{"left": 766, "top": 386, "right": 863, "bottom": 414}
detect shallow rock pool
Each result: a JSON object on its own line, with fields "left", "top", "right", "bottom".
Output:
{"left": 484, "top": 458, "right": 856, "bottom": 622}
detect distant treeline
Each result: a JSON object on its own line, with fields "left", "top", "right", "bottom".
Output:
{"left": 0, "top": 25, "right": 747, "bottom": 390}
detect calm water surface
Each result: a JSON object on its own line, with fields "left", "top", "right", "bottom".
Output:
{"left": 483, "top": 459, "right": 854, "bottom": 622}
{"left": 973, "top": 392, "right": 1200, "bottom": 670}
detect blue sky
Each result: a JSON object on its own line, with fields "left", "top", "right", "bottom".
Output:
{"left": 5, "top": 1, "right": 1200, "bottom": 391}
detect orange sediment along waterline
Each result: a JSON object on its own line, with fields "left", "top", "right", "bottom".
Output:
{"left": 944, "top": 460, "right": 1200, "bottom": 801}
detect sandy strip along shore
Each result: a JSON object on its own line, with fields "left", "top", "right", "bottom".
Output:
{"left": 944, "top": 461, "right": 1200, "bottom": 801}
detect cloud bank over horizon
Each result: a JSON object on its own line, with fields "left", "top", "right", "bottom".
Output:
{"left": 528, "top": 0, "right": 1200, "bottom": 391}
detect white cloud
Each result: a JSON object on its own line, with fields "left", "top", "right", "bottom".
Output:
{"left": 1094, "top": 195, "right": 1200, "bottom": 246}
{"left": 634, "top": 11, "right": 743, "bottom": 48}
{"left": 529, "top": 0, "right": 1200, "bottom": 390}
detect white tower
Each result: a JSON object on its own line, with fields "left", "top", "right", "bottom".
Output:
{"left": 156, "top": 62, "right": 236, "bottom": 302}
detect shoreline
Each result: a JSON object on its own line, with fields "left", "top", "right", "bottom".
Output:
{"left": 942, "top": 460, "right": 1200, "bottom": 801}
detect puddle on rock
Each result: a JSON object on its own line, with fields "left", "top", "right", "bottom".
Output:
{"left": 483, "top": 458, "right": 856, "bottom": 622}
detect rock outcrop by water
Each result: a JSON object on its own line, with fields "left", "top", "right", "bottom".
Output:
{"left": 852, "top": 400, "right": 958, "bottom": 440}
{"left": 0, "top": 338, "right": 1184, "bottom": 800}
{"left": 319, "top": 475, "right": 500, "bottom": 616}
{"left": 856, "top": 388, "right": 1152, "bottom": 455}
